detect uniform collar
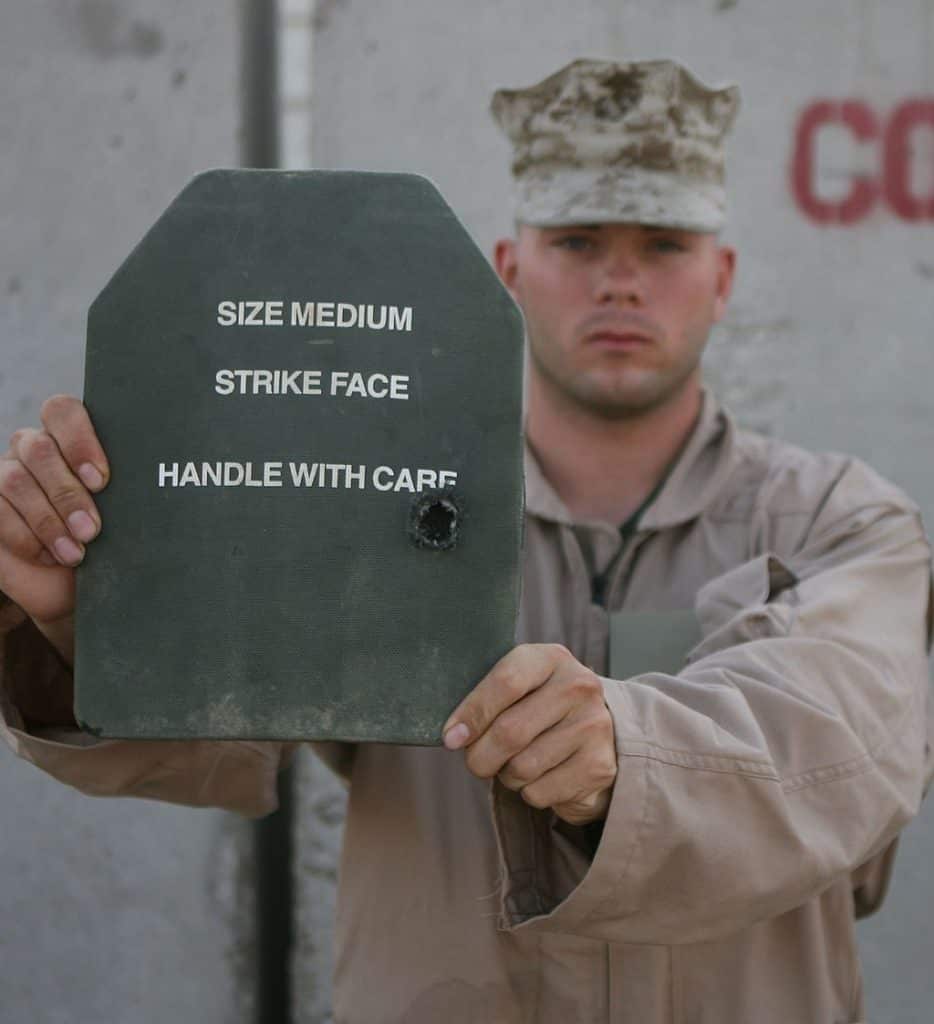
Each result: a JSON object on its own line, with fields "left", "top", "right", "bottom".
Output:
{"left": 523, "top": 389, "right": 735, "bottom": 532}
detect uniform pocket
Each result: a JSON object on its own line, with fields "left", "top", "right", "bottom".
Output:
{"left": 686, "top": 553, "right": 798, "bottom": 665}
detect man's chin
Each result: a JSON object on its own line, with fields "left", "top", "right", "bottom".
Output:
{"left": 567, "top": 373, "right": 681, "bottom": 420}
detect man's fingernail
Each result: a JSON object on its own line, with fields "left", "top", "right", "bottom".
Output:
{"left": 53, "top": 537, "right": 83, "bottom": 566}
{"left": 443, "top": 723, "right": 470, "bottom": 750}
{"left": 68, "top": 510, "right": 98, "bottom": 543}
{"left": 78, "top": 463, "right": 104, "bottom": 490}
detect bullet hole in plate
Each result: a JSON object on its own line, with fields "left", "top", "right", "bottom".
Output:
{"left": 409, "top": 491, "right": 462, "bottom": 551}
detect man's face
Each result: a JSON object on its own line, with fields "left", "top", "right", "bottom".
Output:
{"left": 494, "top": 223, "right": 735, "bottom": 419}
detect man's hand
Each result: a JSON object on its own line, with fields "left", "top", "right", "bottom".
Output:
{"left": 442, "top": 644, "right": 618, "bottom": 826}
{"left": 0, "top": 395, "right": 109, "bottom": 664}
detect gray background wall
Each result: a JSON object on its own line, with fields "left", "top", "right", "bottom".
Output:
{"left": 1, "top": 3, "right": 256, "bottom": 1022}
{"left": 306, "top": 4, "right": 934, "bottom": 1020}
{"left": 2, "top": 2, "right": 933, "bottom": 1023}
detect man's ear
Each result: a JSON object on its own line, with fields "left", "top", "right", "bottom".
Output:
{"left": 712, "top": 244, "right": 736, "bottom": 323}
{"left": 494, "top": 237, "right": 519, "bottom": 299}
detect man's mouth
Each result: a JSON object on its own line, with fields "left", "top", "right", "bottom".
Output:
{"left": 584, "top": 329, "right": 653, "bottom": 350}
{"left": 580, "top": 313, "right": 659, "bottom": 351}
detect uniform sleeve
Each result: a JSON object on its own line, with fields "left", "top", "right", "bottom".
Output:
{"left": 0, "top": 598, "right": 296, "bottom": 818}
{"left": 492, "top": 475, "right": 933, "bottom": 945}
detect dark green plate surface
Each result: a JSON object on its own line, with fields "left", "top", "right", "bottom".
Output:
{"left": 75, "top": 170, "right": 524, "bottom": 742}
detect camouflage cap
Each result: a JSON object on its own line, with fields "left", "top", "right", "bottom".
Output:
{"left": 491, "top": 58, "right": 741, "bottom": 232}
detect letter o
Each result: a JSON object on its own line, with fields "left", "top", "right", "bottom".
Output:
{"left": 883, "top": 99, "right": 934, "bottom": 221}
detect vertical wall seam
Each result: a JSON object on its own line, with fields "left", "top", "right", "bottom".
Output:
{"left": 241, "top": 4, "right": 293, "bottom": 1023}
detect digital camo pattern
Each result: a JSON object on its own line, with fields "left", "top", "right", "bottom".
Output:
{"left": 491, "top": 59, "right": 741, "bottom": 231}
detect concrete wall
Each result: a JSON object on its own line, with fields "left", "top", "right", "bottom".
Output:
{"left": 4, "top": 2, "right": 933, "bottom": 1022}
{"left": 301, "top": 2, "right": 934, "bottom": 1022}
{"left": 0, "top": 3, "right": 255, "bottom": 1021}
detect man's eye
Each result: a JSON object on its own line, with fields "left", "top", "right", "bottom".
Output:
{"left": 648, "top": 237, "right": 686, "bottom": 253}
{"left": 554, "top": 235, "right": 595, "bottom": 252}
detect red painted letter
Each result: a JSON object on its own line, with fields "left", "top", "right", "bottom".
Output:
{"left": 883, "top": 99, "right": 934, "bottom": 221}
{"left": 791, "top": 100, "right": 880, "bottom": 224}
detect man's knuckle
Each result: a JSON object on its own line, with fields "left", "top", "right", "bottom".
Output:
{"left": 580, "top": 727, "right": 614, "bottom": 769}
{"left": 7, "top": 534, "right": 35, "bottom": 560}
{"left": 581, "top": 704, "right": 610, "bottom": 731}
{"left": 496, "top": 766, "right": 524, "bottom": 791}
{"left": 10, "top": 426, "right": 37, "bottom": 452}
{"left": 568, "top": 670, "right": 601, "bottom": 701}
{"left": 577, "top": 742, "right": 603, "bottom": 771}
{"left": 464, "top": 748, "right": 494, "bottom": 780}
{"left": 34, "top": 510, "right": 63, "bottom": 538}
{"left": 510, "top": 750, "right": 539, "bottom": 782}
{"left": 495, "top": 667, "right": 524, "bottom": 700}
{"left": 0, "top": 461, "right": 31, "bottom": 497}
{"left": 70, "top": 442, "right": 100, "bottom": 468}
{"left": 40, "top": 393, "right": 77, "bottom": 424}
{"left": 490, "top": 716, "right": 525, "bottom": 751}
{"left": 47, "top": 482, "right": 81, "bottom": 508}
{"left": 582, "top": 744, "right": 616, "bottom": 784}
{"left": 547, "top": 642, "right": 572, "bottom": 662}
{"left": 20, "top": 431, "right": 57, "bottom": 466}
{"left": 0, "top": 497, "right": 17, "bottom": 532}
{"left": 601, "top": 734, "right": 618, "bottom": 764}
{"left": 520, "top": 785, "right": 550, "bottom": 811}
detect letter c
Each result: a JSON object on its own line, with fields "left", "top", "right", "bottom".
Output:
{"left": 368, "top": 374, "right": 389, "bottom": 399}
{"left": 791, "top": 100, "right": 880, "bottom": 224}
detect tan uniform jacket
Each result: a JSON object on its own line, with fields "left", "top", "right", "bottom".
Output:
{"left": 2, "top": 394, "right": 932, "bottom": 1024}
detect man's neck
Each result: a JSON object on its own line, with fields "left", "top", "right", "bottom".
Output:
{"left": 526, "top": 373, "right": 703, "bottom": 525}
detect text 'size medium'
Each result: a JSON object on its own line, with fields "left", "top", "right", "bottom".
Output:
{"left": 216, "top": 299, "right": 413, "bottom": 332}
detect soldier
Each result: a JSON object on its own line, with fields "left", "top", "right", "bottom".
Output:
{"left": 1, "top": 59, "right": 931, "bottom": 1023}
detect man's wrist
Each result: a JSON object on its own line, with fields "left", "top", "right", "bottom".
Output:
{"left": 8, "top": 614, "right": 78, "bottom": 731}
{"left": 31, "top": 615, "right": 75, "bottom": 669}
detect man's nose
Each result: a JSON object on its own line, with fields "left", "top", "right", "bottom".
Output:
{"left": 594, "top": 250, "right": 644, "bottom": 306}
